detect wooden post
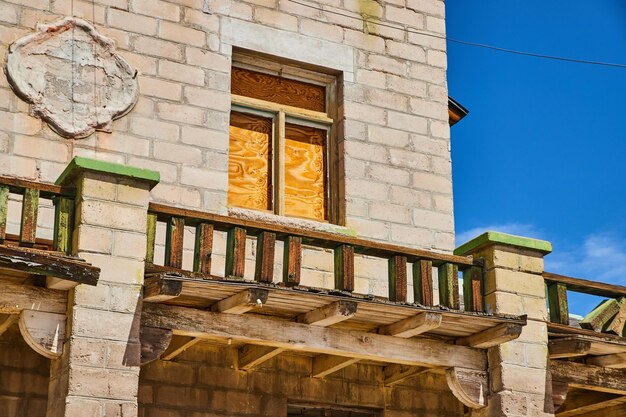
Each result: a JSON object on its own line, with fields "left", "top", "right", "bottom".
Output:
{"left": 282, "top": 236, "right": 302, "bottom": 286}
{"left": 20, "top": 188, "right": 39, "bottom": 246}
{"left": 255, "top": 231, "right": 276, "bottom": 283}
{"left": 164, "top": 217, "right": 184, "bottom": 269}
{"left": 52, "top": 197, "right": 74, "bottom": 254}
{"left": 0, "top": 186, "right": 9, "bottom": 241}
{"left": 413, "top": 260, "right": 433, "bottom": 306}
{"left": 225, "top": 227, "right": 246, "bottom": 279}
{"left": 438, "top": 263, "right": 459, "bottom": 309}
{"left": 334, "top": 244, "right": 354, "bottom": 292}
{"left": 193, "top": 223, "right": 213, "bottom": 274}
{"left": 463, "top": 266, "right": 484, "bottom": 312}
{"left": 547, "top": 282, "right": 569, "bottom": 325}
{"left": 388, "top": 255, "right": 407, "bottom": 302}
{"left": 145, "top": 213, "right": 157, "bottom": 264}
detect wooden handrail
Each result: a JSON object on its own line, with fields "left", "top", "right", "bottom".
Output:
{"left": 0, "top": 175, "right": 75, "bottom": 198}
{"left": 148, "top": 203, "right": 475, "bottom": 267}
{"left": 544, "top": 272, "right": 626, "bottom": 298}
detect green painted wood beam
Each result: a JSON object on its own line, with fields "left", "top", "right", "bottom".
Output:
{"left": 454, "top": 231, "right": 552, "bottom": 256}
{"left": 56, "top": 157, "right": 160, "bottom": 188}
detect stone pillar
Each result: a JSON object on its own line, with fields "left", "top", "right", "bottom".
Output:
{"left": 47, "top": 157, "right": 159, "bottom": 417}
{"left": 455, "top": 232, "right": 554, "bottom": 417}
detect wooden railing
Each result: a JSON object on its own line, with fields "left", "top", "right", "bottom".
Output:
{"left": 0, "top": 176, "right": 75, "bottom": 254}
{"left": 146, "top": 203, "right": 485, "bottom": 312}
{"left": 545, "top": 272, "right": 626, "bottom": 329}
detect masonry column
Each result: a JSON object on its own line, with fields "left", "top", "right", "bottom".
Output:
{"left": 455, "top": 232, "right": 554, "bottom": 417}
{"left": 47, "top": 157, "right": 159, "bottom": 417}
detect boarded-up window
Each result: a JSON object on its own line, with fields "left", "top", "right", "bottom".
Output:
{"left": 229, "top": 63, "right": 335, "bottom": 222}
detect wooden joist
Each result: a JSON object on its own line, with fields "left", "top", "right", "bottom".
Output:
{"left": 556, "top": 390, "right": 626, "bottom": 417}
{"left": 551, "top": 360, "right": 626, "bottom": 395}
{"left": 0, "top": 314, "right": 17, "bottom": 337}
{"left": 211, "top": 288, "right": 269, "bottom": 314}
{"left": 456, "top": 323, "right": 523, "bottom": 349}
{"left": 580, "top": 299, "right": 620, "bottom": 332}
{"left": 0, "top": 244, "right": 99, "bottom": 286}
{"left": 312, "top": 354, "right": 361, "bottom": 378}
{"left": 549, "top": 338, "right": 592, "bottom": 359}
{"left": 141, "top": 303, "right": 488, "bottom": 370}
{"left": 296, "top": 300, "right": 357, "bottom": 327}
{"left": 161, "top": 336, "right": 200, "bottom": 361}
{"left": 606, "top": 298, "right": 626, "bottom": 335}
{"left": 383, "top": 364, "right": 429, "bottom": 386}
{"left": 0, "top": 282, "right": 67, "bottom": 315}
{"left": 144, "top": 277, "right": 183, "bottom": 302}
{"left": 239, "top": 345, "right": 286, "bottom": 371}
{"left": 378, "top": 312, "right": 442, "bottom": 338}
{"left": 586, "top": 353, "right": 626, "bottom": 369}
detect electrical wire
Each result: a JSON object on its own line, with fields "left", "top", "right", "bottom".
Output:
{"left": 288, "top": 0, "right": 626, "bottom": 69}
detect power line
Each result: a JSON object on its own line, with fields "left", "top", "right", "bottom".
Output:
{"left": 288, "top": 0, "right": 626, "bottom": 69}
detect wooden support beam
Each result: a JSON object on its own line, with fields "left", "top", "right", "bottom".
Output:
{"left": 144, "top": 277, "right": 183, "bottom": 302}
{"left": 378, "top": 312, "right": 442, "bottom": 338}
{"left": 0, "top": 314, "right": 17, "bottom": 337}
{"left": 18, "top": 309, "right": 65, "bottom": 359}
{"left": 463, "top": 266, "right": 483, "bottom": 312}
{"left": 0, "top": 245, "right": 99, "bottom": 286}
{"left": 547, "top": 282, "right": 570, "bottom": 325}
{"left": 297, "top": 300, "right": 357, "bottom": 327}
{"left": 551, "top": 360, "right": 626, "bottom": 395}
{"left": 580, "top": 299, "right": 620, "bottom": 332}
{"left": 161, "top": 336, "right": 201, "bottom": 361}
{"left": 388, "top": 255, "right": 407, "bottom": 302}
{"left": 165, "top": 217, "right": 185, "bottom": 269}
{"left": 282, "top": 236, "right": 302, "bottom": 286}
{"left": 556, "top": 390, "right": 626, "bottom": 416}
{"left": 549, "top": 338, "right": 592, "bottom": 359}
{"left": 312, "top": 354, "right": 360, "bottom": 378}
{"left": 553, "top": 380, "right": 569, "bottom": 411}
{"left": 383, "top": 364, "right": 429, "bottom": 386}
{"left": 0, "top": 186, "right": 8, "bottom": 241}
{"left": 52, "top": 197, "right": 74, "bottom": 254}
{"left": 141, "top": 303, "right": 487, "bottom": 370}
{"left": 254, "top": 231, "right": 276, "bottom": 283}
{"left": 20, "top": 188, "right": 39, "bottom": 246}
{"left": 210, "top": 289, "right": 269, "bottom": 314}
{"left": 438, "top": 263, "right": 459, "bottom": 309}
{"left": 239, "top": 345, "right": 286, "bottom": 371}
{"left": 606, "top": 298, "right": 626, "bottom": 336}
{"left": 145, "top": 212, "right": 157, "bottom": 264}
{"left": 413, "top": 259, "right": 433, "bottom": 306}
{"left": 193, "top": 223, "right": 213, "bottom": 274}
{"left": 140, "top": 326, "right": 173, "bottom": 366}
{"left": 225, "top": 227, "right": 246, "bottom": 278}
{"left": 334, "top": 244, "right": 354, "bottom": 292}
{"left": 0, "top": 283, "right": 67, "bottom": 315}
{"left": 586, "top": 353, "right": 626, "bottom": 369}
{"left": 446, "top": 367, "right": 488, "bottom": 409}
{"left": 456, "top": 323, "right": 523, "bottom": 349}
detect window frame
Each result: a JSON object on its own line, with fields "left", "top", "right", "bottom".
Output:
{"left": 230, "top": 53, "right": 340, "bottom": 224}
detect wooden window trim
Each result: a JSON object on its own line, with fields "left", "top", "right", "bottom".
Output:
{"left": 230, "top": 53, "right": 341, "bottom": 224}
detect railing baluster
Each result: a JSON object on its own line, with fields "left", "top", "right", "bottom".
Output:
{"left": 438, "top": 263, "right": 459, "bottom": 309}
{"left": 334, "top": 244, "right": 354, "bottom": 292}
{"left": 52, "top": 197, "right": 74, "bottom": 254}
{"left": 388, "top": 255, "right": 407, "bottom": 302}
{"left": 20, "top": 188, "right": 39, "bottom": 246}
{"left": 547, "top": 282, "right": 569, "bottom": 325}
{"left": 225, "top": 226, "right": 246, "bottom": 278}
{"left": 283, "top": 236, "right": 302, "bottom": 286}
{"left": 255, "top": 231, "right": 276, "bottom": 283}
{"left": 145, "top": 213, "right": 157, "bottom": 264}
{"left": 462, "top": 266, "right": 484, "bottom": 312}
{"left": 413, "top": 259, "right": 433, "bottom": 306}
{"left": 193, "top": 222, "right": 214, "bottom": 274}
{"left": 165, "top": 217, "right": 185, "bottom": 269}
{"left": 0, "top": 186, "right": 8, "bottom": 242}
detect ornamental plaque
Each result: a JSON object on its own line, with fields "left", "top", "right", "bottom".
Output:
{"left": 6, "top": 18, "right": 138, "bottom": 138}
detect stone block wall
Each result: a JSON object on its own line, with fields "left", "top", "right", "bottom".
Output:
{"left": 0, "top": 324, "right": 49, "bottom": 417}
{"left": 0, "top": 0, "right": 454, "bottom": 254}
{"left": 138, "top": 342, "right": 464, "bottom": 417}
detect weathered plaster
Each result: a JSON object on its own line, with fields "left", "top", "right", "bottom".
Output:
{"left": 6, "top": 18, "right": 138, "bottom": 138}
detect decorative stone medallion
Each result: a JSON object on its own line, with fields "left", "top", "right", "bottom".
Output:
{"left": 6, "top": 18, "right": 138, "bottom": 138}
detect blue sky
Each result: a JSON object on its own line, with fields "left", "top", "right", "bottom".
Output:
{"left": 446, "top": 1, "right": 626, "bottom": 314}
